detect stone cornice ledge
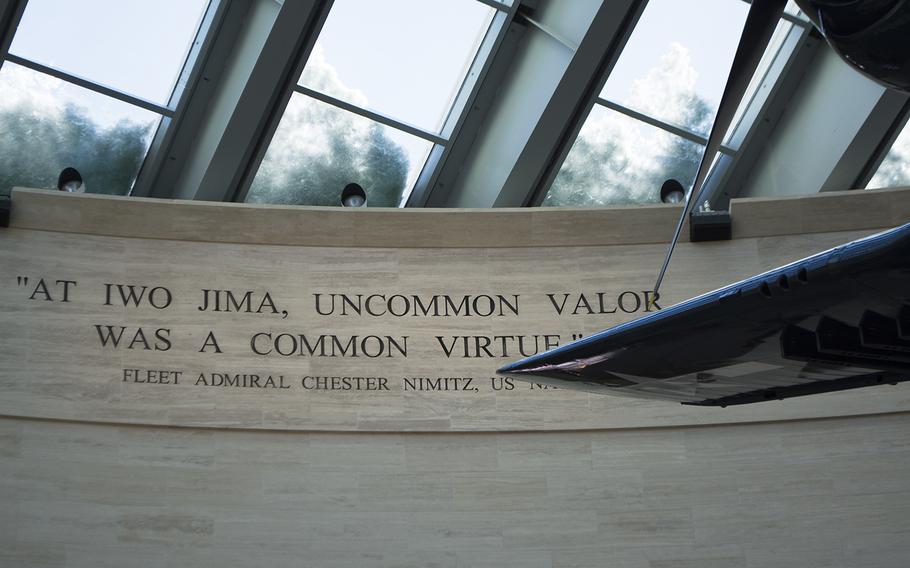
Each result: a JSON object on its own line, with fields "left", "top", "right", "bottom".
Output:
{"left": 9, "top": 186, "right": 910, "bottom": 248}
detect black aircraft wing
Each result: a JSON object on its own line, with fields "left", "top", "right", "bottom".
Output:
{"left": 498, "top": 223, "right": 910, "bottom": 406}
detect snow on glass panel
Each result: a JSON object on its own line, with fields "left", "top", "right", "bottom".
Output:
{"left": 247, "top": 93, "right": 432, "bottom": 207}
{"left": 601, "top": 0, "right": 749, "bottom": 137}
{"left": 0, "top": 62, "right": 159, "bottom": 195}
{"left": 868, "top": 125, "right": 910, "bottom": 189}
{"left": 10, "top": 0, "right": 209, "bottom": 105}
{"left": 298, "top": 0, "right": 494, "bottom": 133}
{"left": 544, "top": 106, "right": 703, "bottom": 207}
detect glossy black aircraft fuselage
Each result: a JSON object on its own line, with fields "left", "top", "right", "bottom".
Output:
{"left": 499, "top": 224, "right": 910, "bottom": 405}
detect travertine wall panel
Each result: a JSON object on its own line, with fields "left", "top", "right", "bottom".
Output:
{"left": 1, "top": 413, "right": 909, "bottom": 567}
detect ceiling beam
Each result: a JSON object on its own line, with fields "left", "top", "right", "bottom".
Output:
{"left": 193, "top": 0, "right": 332, "bottom": 201}
{"left": 423, "top": 0, "right": 645, "bottom": 208}
{"left": 501, "top": 0, "right": 646, "bottom": 207}
{"left": 0, "top": 0, "right": 26, "bottom": 65}
{"left": 132, "top": 0, "right": 235, "bottom": 198}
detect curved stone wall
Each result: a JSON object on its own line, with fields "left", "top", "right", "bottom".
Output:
{"left": 2, "top": 187, "right": 910, "bottom": 566}
{"left": 3, "top": 188, "right": 910, "bottom": 431}
{"left": 2, "top": 413, "right": 909, "bottom": 567}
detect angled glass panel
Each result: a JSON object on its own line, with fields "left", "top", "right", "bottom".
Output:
{"left": 298, "top": 0, "right": 495, "bottom": 133}
{"left": 544, "top": 105, "right": 703, "bottom": 207}
{"left": 867, "top": 125, "right": 910, "bottom": 189}
{"left": 0, "top": 62, "right": 160, "bottom": 195}
{"left": 247, "top": 94, "right": 432, "bottom": 207}
{"left": 9, "top": 0, "right": 210, "bottom": 105}
{"left": 601, "top": 0, "right": 749, "bottom": 137}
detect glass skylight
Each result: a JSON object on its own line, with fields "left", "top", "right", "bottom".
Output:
{"left": 600, "top": 0, "right": 749, "bottom": 136}
{"left": 299, "top": 0, "right": 494, "bottom": 133}
{"left": 10, "top": 0, "right": 209, "bottom": 105}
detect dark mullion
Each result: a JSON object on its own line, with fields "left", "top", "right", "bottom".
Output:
{"left": 521, "top": 0, "right": 649, "bottom": 208}
{"left": 5, "top": 53, "right": 174, "bottom": 117}
{"left": 131, "top": 0, "right": 229, "bottom": 197}
{"left": 472, "top": 0, "right": 512, "bottom": 13}
{"left": 295, "top": 85, "right": 448, "bottom": 146}
{"left": 597, "top": 97, "right": 738, "bottom": 155}
{"left": 407, "top": 7, "right": 516, "bottom": 206}
{"left": 215, "top": 0, "right": 335, "bottom": 204}
{"left": 739, "top": 0, "right": 811, "bottom": 28}
{"left": 0, "top": 0, "right": 26, "bottom": 65}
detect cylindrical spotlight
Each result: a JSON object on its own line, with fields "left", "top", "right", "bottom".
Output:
{"left": 341, "top": 183, "right": 367, "bottom": 207}
{"left": 57, "top": 168, "right": 85, "bottom": 193}
{"left": 659, "top": 179, "right": 684, "bottom": 204}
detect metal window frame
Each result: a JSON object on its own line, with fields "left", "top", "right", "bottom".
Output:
{"left": 0, "top": 0, "right": 25, "bottom": 68}
{"left": 598, "top": 97, "right": 738, "bottom": 155}
{"left": 131, "top": 0, "right": 229, "bottom": 197}
{"left": 4, "top": 54, "right": 173, "bottom": 116}
{"left": 406, "top": 4, "right": 516, "bottom": 207}
{"left": 700, "top": 18, "right": 818, "bottom": 209}
{"left": 294, "top": 85, "right": 447, "bottom": 146}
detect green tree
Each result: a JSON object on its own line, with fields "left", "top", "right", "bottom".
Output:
{"left": 546, "top": 40, "right": 720, "bottom": 207}
{"left": 649, "top": 93, "right": 713, "bottom": 194}
{"left": 547, "top": 92, "right": 715, "bottom": 207}
{"left": 545, "top": 132, "right": 628, "bottom": 207}
{"left": 0, "top": 102, "right": 149, "bottom": 194}
{"left": 246, "top": 98, "right": 410, "bottom": 207}
{"left": 868, "top": 133, "right": 910, "bottom": 189}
